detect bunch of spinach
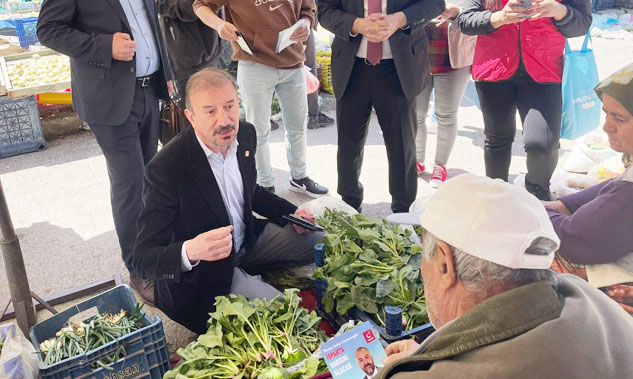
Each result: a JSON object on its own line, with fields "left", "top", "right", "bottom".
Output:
{"left": 164, "top": 289, "right": 328, "bottom": 379}
{"left": 315, "top": 209, "right": 429, "bottom": 330}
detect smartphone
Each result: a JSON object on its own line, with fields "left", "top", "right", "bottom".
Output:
{"left": 516, "top": 0, "right": 531, "bottom": 7}
{"left": 282, "top": 214, "right": 325, "bottom": 232}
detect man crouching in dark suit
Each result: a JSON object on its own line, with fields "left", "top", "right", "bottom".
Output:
{"left": 133, "top": 68, "right": 322, "bottom": 333}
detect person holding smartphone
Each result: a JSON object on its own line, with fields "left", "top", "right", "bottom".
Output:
{"left": 457, "top": 0, "right": 591, "bottom": 200}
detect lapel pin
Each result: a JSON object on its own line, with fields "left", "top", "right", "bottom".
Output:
{"left": 245, "top": 151, "right": 250, "bottom": 157}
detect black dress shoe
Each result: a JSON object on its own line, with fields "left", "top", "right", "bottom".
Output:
{"left": 129, "top": 274, "right": 155, "bottom": 307}
{"left": 262, "top": 185, "right": 275, "bottom": 194}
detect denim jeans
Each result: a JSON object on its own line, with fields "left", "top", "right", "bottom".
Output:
{"left": 237, "top": 60, "right": 308, "bottom": 187}
{"left": 415, "top": 67, "right": 471, "bottom": 166}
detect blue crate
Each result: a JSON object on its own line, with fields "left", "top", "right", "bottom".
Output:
{"left": 30, "top": 285, "right": 170, "bottom": 379}
{"left": 0, "top": 95, "right": 46, "bottom": 158}
{"left": 591, "top": 0, "right": 616, "bottom": 11}
{"left": 15, "top": 17, "right": 38, "bottom": 48}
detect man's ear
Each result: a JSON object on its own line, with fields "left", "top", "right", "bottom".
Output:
{"left": 184, "top": 108, "right": 195, "bottom": 126}
{"left": 436, "top": 240, "right": 457, "bottom": 290}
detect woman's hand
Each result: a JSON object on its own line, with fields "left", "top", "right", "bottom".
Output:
{"left": 528, "top": 0, "right": 568, "bottom": 21}
{"left": 490, "top": 0, "right": 529, "bottom": 28}
{"left": 442, "top": 3, "right": 461, "bottom": 19}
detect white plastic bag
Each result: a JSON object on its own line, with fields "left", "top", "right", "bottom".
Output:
{"left": 300, "top": 195, "right": 358, "bottom": 218}
{"left": 0, "top": 323, "right": 38, "bottom": 379}
{"left": 563, "top": 132, "right": 620, "bottom": 173}
{"left": 551, "top": 173, "right": 600, "bottom": 198}
{"left": 587, "top": 155, "right": 626, "bottom": 182}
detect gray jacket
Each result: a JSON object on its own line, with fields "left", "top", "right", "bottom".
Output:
{"left": 379, "top": 274, "right": 633, "bottom": 379}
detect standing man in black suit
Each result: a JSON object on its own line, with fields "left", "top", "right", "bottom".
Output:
{"left": 133, "top": 68, "right": 322, "bottom": 333}
{"left": 318, "top": 0, "right": 444, "bottom": 213}
{"left": 37, "top": 0, "right": 170, "bottom": 302}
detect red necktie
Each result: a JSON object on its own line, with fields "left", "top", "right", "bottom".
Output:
{"left": 366, "top": 0, "right": 382, "bottom": 66}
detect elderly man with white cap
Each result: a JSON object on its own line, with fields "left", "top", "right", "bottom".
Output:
{"left": 380, "top": 173, "right": 633, "bottom": 379}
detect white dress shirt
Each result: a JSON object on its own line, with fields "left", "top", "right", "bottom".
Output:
{"left": 118, "top": 0, "right": 160, "bottom": 77}
{"left": 181, "top": 136, "right": 246, "bottom": 272}
{"left": 356, "top": 0, "right": 394, "bottom": 60}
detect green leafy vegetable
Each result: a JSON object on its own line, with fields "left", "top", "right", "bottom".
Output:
{"left": 315, "top": 209, "right": 429, "bottom": 331}
{"left": 164, "top": 289, "right": 328, "bottom": 378}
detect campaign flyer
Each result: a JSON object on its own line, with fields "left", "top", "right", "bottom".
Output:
{"left": 319, "top": 321, "right": 387, "bottom": 379}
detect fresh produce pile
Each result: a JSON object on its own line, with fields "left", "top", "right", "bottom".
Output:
{"left": 165, "top": 289, "right": 327, "bottom": 379}
{"left": 7, "top": 53, "right": 71, "bottom": 88}
{"left": 315, "top": 209, "right": 429, "bottom": 330}
{"left": 38, "top": 304, "right": 144, "bottom": 369}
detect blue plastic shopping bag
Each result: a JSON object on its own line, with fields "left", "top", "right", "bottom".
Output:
{"left": 560, "top": 34, "right": 601, "bottom": 140}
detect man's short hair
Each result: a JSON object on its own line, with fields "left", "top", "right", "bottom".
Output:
{"left": 355, "top": 347, "right": 370, "bottom": 355}
{"left": 185, "top": 67, "right": 237, "bottom": 110}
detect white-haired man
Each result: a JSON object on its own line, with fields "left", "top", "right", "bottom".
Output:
{"left": 382, "top": 174, "right": 633, "bottom": 379}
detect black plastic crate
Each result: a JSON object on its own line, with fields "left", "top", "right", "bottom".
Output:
{"left": 0, "top": 95, "right": 46, "bottom": 158}
{"left": 30, "top": 285, "right": 170, "bottom": 379}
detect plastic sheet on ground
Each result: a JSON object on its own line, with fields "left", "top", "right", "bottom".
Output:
{"left": 0, "top": 323, "right": 38, "bottom": 379}
{"left": 591, "top": 13, "right": 633, "bottom": 39}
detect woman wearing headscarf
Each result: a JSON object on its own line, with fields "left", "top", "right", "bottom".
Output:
{"left": 544, "top": 63, "right": 633, "bottom": 315}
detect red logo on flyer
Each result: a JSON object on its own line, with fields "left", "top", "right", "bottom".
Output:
{"left": 363, "top": 329, "right": 375, "bottom": 343}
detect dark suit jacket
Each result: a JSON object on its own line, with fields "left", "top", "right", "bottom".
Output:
{"left": 157, "top": 0, "right": 221, "bottom": 82}
{"left": 37, "top": 0, "right": 170, "bottom": 126}
{"left": 133, "top": 123, "right": 298, "bottom": 333}
{"left": 317, "top": 0, "right": 445, "bottom": 101}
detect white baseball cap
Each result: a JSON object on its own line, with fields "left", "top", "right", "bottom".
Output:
{"left": 387, "top": 174, "right": 560, "bottom": 270}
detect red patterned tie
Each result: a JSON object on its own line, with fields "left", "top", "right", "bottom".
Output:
{"left": 366, "top": 0, "right": 383, "bottom": 66}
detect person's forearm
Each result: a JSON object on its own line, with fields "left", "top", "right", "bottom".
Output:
{"left": 351, "top": 17, "right": 364, "bottom": 35}
{"left": 195, "top": 5, "right": 224, "bottom": 30}
{"left": 490, "top": 11, "right": 505, "bottom": 28}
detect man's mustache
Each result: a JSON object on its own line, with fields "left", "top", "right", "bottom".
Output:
{"left": 213, "top": 124, "right": 236, "bottom": 136}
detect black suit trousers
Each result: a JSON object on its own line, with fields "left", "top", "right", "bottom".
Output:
{"left": 336, "top": 58, "right": 418, "bottom": 213}
{"left": 90, "top": 82, "right": 160, "bottom": 271}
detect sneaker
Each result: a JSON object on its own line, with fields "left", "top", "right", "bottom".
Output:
{"left": 307, "top": 115, "right": 320, "bottom": 130}
{"left": 262, "top": 186, "right": 275, "bottom": 194}
{"left": 429, "top": 164, "right": 447, "bottom": 188}
{"left": 270, "top": 119, "right": 280, "bottom": 131}
{"left": 416, "top": 162, "right": 425, "bottom": 175}
{"left": 308, "top": 112, "right": 335, "bottom": 129}
{"left": 317, "top": 112, "right": 334, "bottom": 126}
{"left": 289, "top": 177, "right": 329, "bottom": 197}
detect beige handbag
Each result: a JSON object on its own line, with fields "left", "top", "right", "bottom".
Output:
{"left": 447, "top": 19, "right": 477, "bottom": 69}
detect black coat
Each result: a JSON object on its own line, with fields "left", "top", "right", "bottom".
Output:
{"left": 37, "top": 0, "right": 170, "bottom": 126}
{"left": 133, "top": 123, "right": 297, "bottom": 333}
{"left": 157, "top": 0, "right": 222, "bottom": 81}
{"left": 317, "top": 0, "right": 445, "bottom": 101}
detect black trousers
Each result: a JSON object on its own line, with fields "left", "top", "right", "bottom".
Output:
{"left": 90, "top": 80, "right": 160, "bottom": 272}
{"left": 337, "top": 58, "right": 417, "bottom": 213}
{"left": 475, "top": 70, "right": 562, "bottom": 197}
